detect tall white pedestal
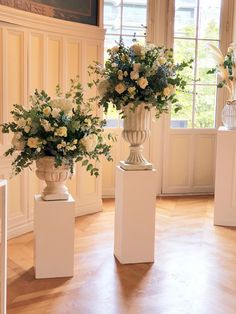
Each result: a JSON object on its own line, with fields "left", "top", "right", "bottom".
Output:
{"left": 114, "top": 166, "right": 157, "bottom": 264}
{"left": 214, "top": 127, "right": 236, "bottom": 226}
{"left": 34, "top": 195, "right": 75, "bottom": 278}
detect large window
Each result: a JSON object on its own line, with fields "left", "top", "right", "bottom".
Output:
{"left": 104, "top": 0, "right": 147, "bottom": 127}
{"left": 171, "top": 0, "right": 222, "bottom": 128}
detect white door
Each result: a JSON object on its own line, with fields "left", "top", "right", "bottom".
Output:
{"left": 162, "top": 0, "right": 233, "bottom": 194}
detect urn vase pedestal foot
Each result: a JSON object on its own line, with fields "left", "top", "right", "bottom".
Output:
{"left": 34, "top": 194, "right": 75, "bottom": 278}
{"left": 114, "top": 166, "right": 157, "bottom": 264}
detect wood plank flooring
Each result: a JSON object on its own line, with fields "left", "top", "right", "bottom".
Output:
{"left": 6, "top": 196, "right": 236, "bottom": 314}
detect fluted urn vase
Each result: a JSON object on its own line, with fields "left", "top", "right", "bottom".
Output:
{"left": 120, "top": 103, "right": 153, "bottom": 170}
{"left": 35, "top": 156, "right": 71, "bottom": 201}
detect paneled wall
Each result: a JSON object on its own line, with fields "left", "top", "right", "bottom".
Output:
{"left": 0, "top": 5, "right": 105, "bottom": 238}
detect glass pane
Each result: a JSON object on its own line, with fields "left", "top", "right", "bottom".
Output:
{"left": 198, "top": 0, "right": 221, "bottom": 40}
{"left": 194, "top": 85, "right": 216, "bottom": 128}
{"left": 174, "top": 38, "right": 195, "bottom": 82}
{"left": 104, "top": 0, "right": 121, "bottom": 35}
{"left": 171, "top": 88, "right": 194, "bottom": 128}
{"left": 197, "top": 40, "right": 218, "bottom": 84}
{"left": 122, "top": 0, "right": 147, "bottom": 36}
{"left": 104, "top": 105, "right": 119, "bottom": 128}
{"left": 174, "top": 0, "right": 197, "bottom": 38}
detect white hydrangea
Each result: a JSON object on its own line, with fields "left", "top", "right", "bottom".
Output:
{"left": 40, "top": 119, "right": 54, "bottom": 132}
{"left": 80, "top": 134, "right": 98, "bottom": 153}
{"left": 97, "top": 80, "right": 110, "bottom": 97}
{"left": 50, "top": 98, "right": 74, "bottom": 113}
{"left": 11, "top": 133, "right": 25, "bottom": 150}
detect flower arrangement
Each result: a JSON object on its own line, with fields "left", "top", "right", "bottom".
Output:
{"left": 207, "top": 43, "right": 236, "bottom": 100}
{"left": 1, "top": 78, "right": 113, "bottom": 176}
{"left": 89, "top": 40, "right": 193, "bottom": 118}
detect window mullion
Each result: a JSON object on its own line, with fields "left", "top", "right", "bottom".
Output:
{"left": 192, "top": 0, "right": 200, "bottom": 129}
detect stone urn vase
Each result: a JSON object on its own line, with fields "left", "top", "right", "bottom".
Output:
{"left": 120, "top": 103, "right": 153, "bottom": 170}
{"left": 35, "top": 156, "right": 71, "bottom": 201}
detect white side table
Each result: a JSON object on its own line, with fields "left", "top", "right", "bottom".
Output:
{"left": 214, "top": 127, "right": 236, "bottom": 226}
{"left": 0, "top": 180, "right": 7, "bottom": 314}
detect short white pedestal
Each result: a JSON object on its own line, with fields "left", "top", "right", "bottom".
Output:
{"left": 114, "top": 166, "right": 157, "bottom": 264}
{"left": 214, "top": 127, "right": 236, "bottom": 226}
{"left": 34, "top": 195, "right": 75, "bottom": 278}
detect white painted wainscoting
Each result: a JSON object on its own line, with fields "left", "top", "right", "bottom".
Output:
{"left": 0, "top": 5, "right": 105, "bottom": 238}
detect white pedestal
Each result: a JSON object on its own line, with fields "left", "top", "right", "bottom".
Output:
{"left": 114, "top": 166, "right": 157, "bottom": 264}
{"left": 34, "top": 195, "right": 75, "bottom": 278}
{"left": 214, "top": 127, "right": 236, "bottom": 226}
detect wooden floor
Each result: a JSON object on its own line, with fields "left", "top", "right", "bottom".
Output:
{"left": 6, "top": 196, "right": 236, "bottom": 314}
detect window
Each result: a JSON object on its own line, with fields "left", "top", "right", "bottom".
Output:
{"left": 103, "top": 0, "right": 147, "bottom": 127}
{"left": 171, "top": 0, "right": 222, "bottom": 128}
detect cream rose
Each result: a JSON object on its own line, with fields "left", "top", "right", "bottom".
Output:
{"left": 128, "top": 86, "right": 136, "bottom": 94}
{"left": 43, "top": 107, "right": 52, "bottom": 116}
{"left": 138, "top": 77, "right": 149, "bottom": 89}
{"left": 115, "top": 83, "right": 126, "bottom": 94}
{"left": 130, "top": 71, "right": 139, "bottom": 80}
{"left": 27, "top": 137, "right": 40, "bottom": 149}
{"left": 55, "top": 126, "right": 67, "bottom": 137}
{"left": 80, "top": 134, "right": 98, "bottom": 153}
{"left": 50, "top": 98, "right": 74, "bottom": 113}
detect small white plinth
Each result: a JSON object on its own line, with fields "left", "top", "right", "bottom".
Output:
{"left": 34, "top": 195, "right": 75, "bottom": 279}
{"left": 114, "top": 166, "right": 157, "bottom": 264}
{"left": 119, "top": 160, "right": 153, "bottom": 170}
{"left": 214, "top": 127, "right": 236, "bottom": 226}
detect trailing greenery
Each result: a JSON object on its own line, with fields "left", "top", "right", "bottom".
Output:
{"left": 1, "top": 78, "right": 114, "bottom": 176}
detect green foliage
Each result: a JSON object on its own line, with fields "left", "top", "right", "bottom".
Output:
{"left": 89, "top": 40, "right": 193, "bottom": 119}
{"left": 0, "top": 78, "right": 114, "bottom": 176}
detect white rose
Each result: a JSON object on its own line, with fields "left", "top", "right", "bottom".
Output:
{"left": 27, "top": 137, "right": 40, "bottom": 149}
{"left": 130, "top": 71, "right": 139, "bottom": 80}
{"left": 80, "top": 134, "right": 98, "bottom": 153}
{"left": 11, "top": 133, "right": 25, "bottom": 150}
{"left": 115, "top": 83, "right": 126, "bottom": 94}
{"left": 111, "top": 62, "right": 118, "bottom": 68}
{"left": 51, "top": 98, "right": 74, "bottom": 113}
{"left": 51, "top": 107, "right": 61, "bottom": 118}
{"left": 55, "top": 126, "right": 67, "bottom": 137}
{"left": 124, "top": 71, "right": 128, "bottom": 77}
{"left": 17, "top": 118, "right": 27, "bottom": 128}
{"left": 138, "top": 77, "right": 149, "bottom": 89}
{"left": 133, "top": 63, "right": 141, "bottom": 72}
{"left": 97, "top": 80, "right": 110, "bottom": 97}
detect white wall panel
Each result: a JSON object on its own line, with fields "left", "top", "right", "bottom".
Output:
{"left": 0, "top": 13, "right": 105, "bottom": 238}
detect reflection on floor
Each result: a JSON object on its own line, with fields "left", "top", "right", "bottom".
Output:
{"left": 7, "top": 196, "right": 236, "bottom": 314}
